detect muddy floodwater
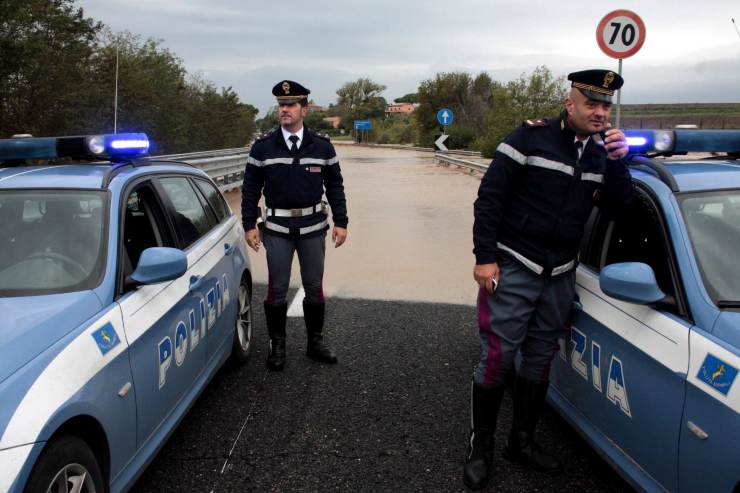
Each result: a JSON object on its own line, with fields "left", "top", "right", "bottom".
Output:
{"left": 225, "top": 144, "right": 484, "bottom": 306}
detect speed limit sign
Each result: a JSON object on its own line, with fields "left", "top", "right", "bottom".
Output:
{"left": 596, "top": 10, "right": 646, "bottom": 59}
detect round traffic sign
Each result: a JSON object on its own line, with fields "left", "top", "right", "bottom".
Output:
{"left": 437, "top": 108, "right": 454, "bottom": 126}
{"left": 596, "top": 10, "right": 646, "bottom": 59}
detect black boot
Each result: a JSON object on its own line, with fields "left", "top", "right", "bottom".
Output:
{"left": 502, "top": 376, "right": 563, "bottom": 474}
{"left": 264, "top": 302, "right": 287, "bottom": 371}
{"left": 303, "top": 301, "right": 337, "bottom": 364}
{"left": 463, "top": 382, "right": 505, "bottom": 490}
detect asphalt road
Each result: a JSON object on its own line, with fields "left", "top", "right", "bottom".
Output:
{"left": 131, "top": 284, "right": 633, "bottom": 493}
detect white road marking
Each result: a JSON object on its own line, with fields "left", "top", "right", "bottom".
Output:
{"left": 286, "top": 287, "right": 305, "bottom": 317}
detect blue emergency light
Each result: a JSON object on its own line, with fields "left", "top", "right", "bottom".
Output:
{"left": 625, "top": 129, "right": 740, "bottom": 155}
{"left": 0, "top": 133, "right": 150, "bottom": 162}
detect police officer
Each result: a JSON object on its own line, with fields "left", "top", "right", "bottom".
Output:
{"left": 463, "top": 70, "right": 633, "bottom": 489}
{"left": 241, "top": 80, "right": 348, "bottom": 371}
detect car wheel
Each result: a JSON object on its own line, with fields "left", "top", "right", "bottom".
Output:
{"left": 229, "top": 280, "right": 252, "bottom": 365}
{"left": 24, "top": 435, "right": 104, "bottom": 493}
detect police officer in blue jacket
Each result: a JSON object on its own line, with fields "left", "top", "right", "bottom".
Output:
{"left": 241, "top": 80, "right": 348, "bottom": 371}
{"left": 463, "top": 70, "right": 633, "bottom": 489}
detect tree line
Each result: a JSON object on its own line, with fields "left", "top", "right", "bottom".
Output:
{"left": 256, "top": 67, "right": 566, "bottom": 158}
{"left": 0, "top": 0, "right": 257, "bottom": 154}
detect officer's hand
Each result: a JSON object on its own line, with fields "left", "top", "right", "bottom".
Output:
{"left": 245, "top": 228, "right": 261, "bottom": 252}
{"left": 474, "top": 263, "right": 499, "bottom": 294}
{"left": 332, "top": 226, "right": 347, "bottom": 248}
{"left": 604, "top": 128, "right": 629, "bottom": 160}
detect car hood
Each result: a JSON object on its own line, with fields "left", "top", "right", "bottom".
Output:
{"left": 0, "top": 291, "right": 103, "bottom": 384}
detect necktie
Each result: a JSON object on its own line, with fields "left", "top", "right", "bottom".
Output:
{"left": 575, "top": 140, "right": 584, "bottom": 160}
{"left": 289, "top": 135, "right": 299, "bottom": 154}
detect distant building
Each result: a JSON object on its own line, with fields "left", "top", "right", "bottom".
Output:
{"left": 307, "top": 103, "right": 326, "bottom": 113}
{"left": 385, "top": 103, "right": 416, "bottom": 114}
{"left": 323, "top": 116, "right": 342, "bottom": 129}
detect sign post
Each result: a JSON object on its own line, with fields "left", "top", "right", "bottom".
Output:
{"left": 596, "top": 10, "right": 646, "bottom": 128}
{"left": 435, "top": 108, "right": 453, "bottom": 151}
{"left": 353, "top": 120, "right": 372, "bottom": 143}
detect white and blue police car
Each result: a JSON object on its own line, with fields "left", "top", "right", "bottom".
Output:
{"left": 0, "top": 134, "right": 253, "bottom": 492}
{"left": 548, "top": 129, "right": 740, "bottom": 492}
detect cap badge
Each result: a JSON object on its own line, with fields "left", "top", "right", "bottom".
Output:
{"left": 603, "top": 72, "right": 615, "bottom": 88}
{"left": 282, "top": 81, "right": 290, "bottom": 94}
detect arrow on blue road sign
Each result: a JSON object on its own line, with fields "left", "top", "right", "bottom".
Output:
{"left": 437, "top": 108, "right": 454, "bottom": 126}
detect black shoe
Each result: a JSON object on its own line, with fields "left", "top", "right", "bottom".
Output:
{"left": 303, "top": 301, "right": 338, "bottom": 364}
{"left": 463, "top": 382, "right": 505, "bottom": 490}
{"left": 264, "top": 302, "right": 287, "bottom": 371}
{"left": 502, "top": 376, "right": 563, "bottom": 475}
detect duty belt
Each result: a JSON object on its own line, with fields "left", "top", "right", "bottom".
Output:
{"left": 497, "top": 242, "right": 575, "bottom": 276}
{"left": 265, "top": 202, "right": 327, "bottom": 217}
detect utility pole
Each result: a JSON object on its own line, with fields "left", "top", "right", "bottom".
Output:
{"left": 114, "top": 44, "right": 119, "bottom": 133}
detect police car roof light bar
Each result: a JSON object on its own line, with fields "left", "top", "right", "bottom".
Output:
{"left": 625, "top": 129, "right": 740, "bottom": 155}
{"left": 0, "top": 133, "right": 150, "bottom": 163}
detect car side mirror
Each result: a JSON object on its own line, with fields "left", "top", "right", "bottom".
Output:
{"left": 127, "top": 247, "right": 187, "bottom": 287}
{"left": 599, "top": 262, "right": 666, "bottom": 305}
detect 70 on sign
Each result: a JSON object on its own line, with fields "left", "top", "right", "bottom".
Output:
{"left": 596, "top": 10, "right": 646, "bottom": 59}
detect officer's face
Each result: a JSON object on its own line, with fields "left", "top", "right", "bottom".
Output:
{"left": 565, "top": 89, "right": 612, "bottom": 136}
{"left": 278, "top": 102, "right": 307, "bottom": 130}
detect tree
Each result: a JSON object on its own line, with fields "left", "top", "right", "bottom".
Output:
{"left": 394, "top": 93, "right": 418, "bottom": 104}
{"left": 335, "top": 78, "right": 387, "bottom": 131}
{"left": 0, "top": 0, "right": 102, "bottom": 137}
{"left": 479, "top": 66, "right": 567, "bottom": 157}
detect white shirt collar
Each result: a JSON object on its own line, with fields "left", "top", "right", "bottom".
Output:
{"left": 282, "top": 126, "right": 304, "bottom": 149}
{"left": 574, "top": 136, "right": 590, "bottom": 159}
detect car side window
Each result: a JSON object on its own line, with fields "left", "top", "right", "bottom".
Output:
{"left": 600, "top": 192, "right": 681, "bottom": 312}
{"left": 121, "top": 184, "right": 171, "bottom": 280}
{"left": 158, "top": 177, "right": 213, "bottom": 249}
{"left": 193, "top": 178, "right": 231, "bottom": 223}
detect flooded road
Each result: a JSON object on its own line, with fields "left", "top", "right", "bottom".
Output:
{"left": 226, "top": 144, "right": 483, "bottom": 306}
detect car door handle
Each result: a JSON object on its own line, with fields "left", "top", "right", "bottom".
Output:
{"left": 224, "top": 243, "right": 236, "bottom": 256}
{"left": 189, "top": 275, "right": 204, "bottom": 292}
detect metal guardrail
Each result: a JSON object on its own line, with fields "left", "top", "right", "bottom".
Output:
{"left": 435, "top": 152, "right": 489, "bottom": 173}
{"left": 157, "top": 147, "right": 249, "bottom": 193}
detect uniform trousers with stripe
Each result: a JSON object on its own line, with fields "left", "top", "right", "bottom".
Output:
{"left": 263, "top": 232, "right": 326, "bottom": 306}
{"left": 474, "top": 255, "right": 575, "bottom": 385}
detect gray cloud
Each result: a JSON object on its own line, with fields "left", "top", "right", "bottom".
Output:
{"left": 77, "top": 0, "right": 740, "bottom": 115}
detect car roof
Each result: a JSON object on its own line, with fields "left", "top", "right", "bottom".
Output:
{"left": 661, "top": 160, "right": 740, "bottom": 192}
{"left": 0, "top": 159, "right": 205, "bottom": 190}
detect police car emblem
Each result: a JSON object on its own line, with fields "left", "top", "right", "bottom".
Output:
{"left": 697, "top": 354, "right": 738, "bottom": 396}
{"left": 91, "top": 322, "right": 120, "bottom": 355}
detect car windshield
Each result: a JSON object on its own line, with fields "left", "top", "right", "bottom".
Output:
{"left": 0, "top": 190, "right": 107, "bottom": 296}
{"left": 679, "top": 189, "right": 740, "bottom": 305}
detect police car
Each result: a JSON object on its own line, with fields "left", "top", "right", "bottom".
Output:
{"left": 0, "top": 134, "right": 253, "bottom": 492}
{"left": 548, "top": 129, "right": 740, "bottom": 492}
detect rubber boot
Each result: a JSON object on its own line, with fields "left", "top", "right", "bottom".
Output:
{"left": 264, "top": 302, "right": 287, "bottom": 371}
{"left": 303, "top": 301, "right": 337, "bottom": 364}
{"left": 463, "top": 382, "right": 505, "bottom": 490}
{"left": 502, "top": 375, "right": 563, "bottom": 474}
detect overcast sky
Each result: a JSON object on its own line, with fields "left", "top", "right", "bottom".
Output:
{"left": 76, "top": 0, "right": 740, "bottom": 116}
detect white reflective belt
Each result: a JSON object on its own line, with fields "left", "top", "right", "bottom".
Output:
{"left": 497, "top": 242, "right": 575, "bottom": 276}
{"left": 526, "top": 156, "right": 574, "bottom": 176}
{"left": 264, "top": 218, "right": 329, "bottom": 236}
{"left": 266, "top": 202, "right": 325, "bottom": 217}
{"left": 300, "top": 157, "right": 339, "bottom": 166}
{"left": 300, "top": 219, "right": 329, "bottom": 235}
{"left": 582, "top": 173, "right": 604, "bottom": 183}
{"left": 496, "top": 143, "right": 527, "bottom": 165}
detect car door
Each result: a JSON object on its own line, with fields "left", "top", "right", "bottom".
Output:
{"left": 155, "top": 175, "right": 237, "bottom": 368}
{"left": 116, "top": 180, "right": 206, "bottom": 448}
{"left": 549, "top": 189, "right": 690, "bottom": 492}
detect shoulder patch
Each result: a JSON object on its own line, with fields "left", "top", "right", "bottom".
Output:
{"left": 309, "top": 130, "right": 330, "bottom": 142}
{"left": 524, "top": 118, "right": 548, "bottom": 127}
{"left": 254, "top": 129, "right": 277, "bottom": 143}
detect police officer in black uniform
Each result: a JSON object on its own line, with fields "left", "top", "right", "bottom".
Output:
{"left": 463, "top": 70, "right": 633, "bottom": 489}
{"left": 241, "top": 80, "right": 348, "bottom": 371}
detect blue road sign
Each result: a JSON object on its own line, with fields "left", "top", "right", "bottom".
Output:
{"left": 354, "top": 120, "right": 372, "bottom": 130}
{"left": 437, "top": 108, "right": 454, "bottom": 126}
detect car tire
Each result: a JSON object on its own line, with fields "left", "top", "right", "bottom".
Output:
{"left": 24, "top": 435, "right": 104, "bottom": 493}
{"left": 229, "top": 279, "right": 252, "bottom": 365}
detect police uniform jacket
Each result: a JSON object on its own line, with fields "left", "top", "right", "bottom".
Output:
{"left": 241, "top": 127, "right": 348, "bottom": 239}
{"left": 473, "top": 113, "right": 632, "bottom": 276}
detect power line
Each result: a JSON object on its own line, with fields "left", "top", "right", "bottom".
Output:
{"left": 733, "top": 18, "right": 740, "bottom": 40}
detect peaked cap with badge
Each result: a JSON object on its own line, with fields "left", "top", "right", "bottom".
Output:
{"left": 272, "top": 80, "right": 310, "bottom": 105}
{"left": 567, "top": 69, "right": 624, "bottom": 103}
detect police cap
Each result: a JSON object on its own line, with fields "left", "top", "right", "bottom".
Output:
{"left": 272, "top": 80, "right": 310, "bottom": 105}
{"left": 567, "top": 69, "right": 624, "bottom": 103}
